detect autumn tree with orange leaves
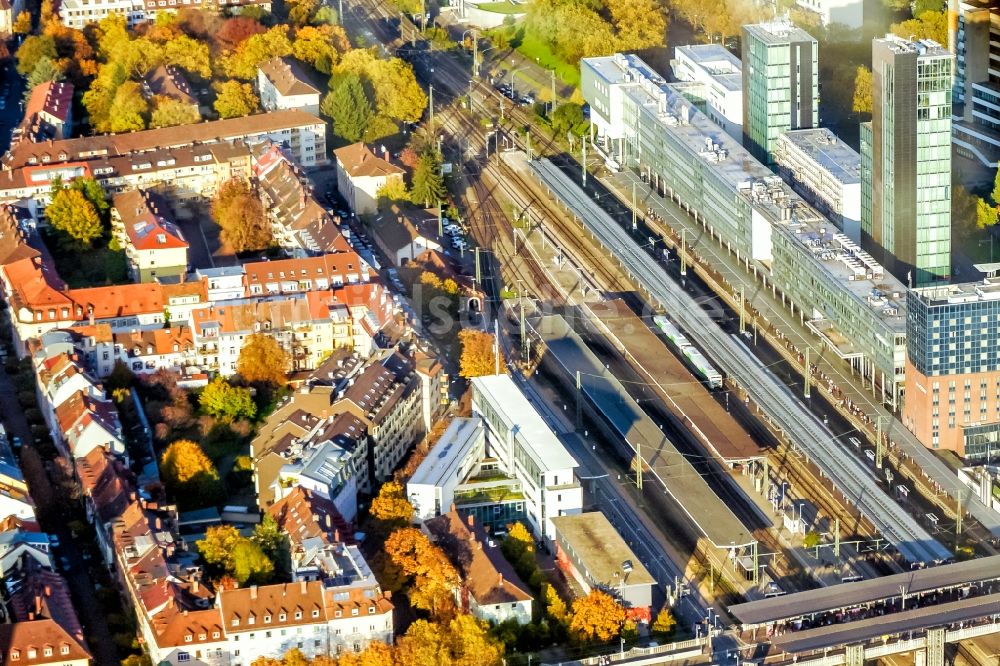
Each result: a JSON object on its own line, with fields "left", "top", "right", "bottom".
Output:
{"left": 384, "top": 527, "right": 459, "bottom": 618}
{"left": 569, "top": 589, "right": 627, "bottom": 643}
{"left": 369, "top": 480, "right": 413, "bottom": 532}
{"left": 458, "top": 328, "right": 505, "bottom": 378}
{"left": 160, "top": 439, "right": 222, "bottom": 509}
{"left": 237, "top": 333, "right": 290, "bottom": 385}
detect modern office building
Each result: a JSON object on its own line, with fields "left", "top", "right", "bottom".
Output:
{"left": 773, "top": 128, "right": 862, "bottom": 242}
{"left": 794, "top": 0, "right": 863, "bottom": 29}
{"left": 470, "top": 375, "right": 583, "bottom": 541}
{"left": 862, "top": 35, "right": 953, "bottom": 287}
{"left": 741, "top": 19, "right": 819, "bottom": 165}
{"left": 407, "top": 417, "right": 486, "bottom": 521}
{"left": 582, "top": 53, "right": 908, "bottom": 405}
{"left": 950, "top": 0, "right": 1000, "bottom": 167}
{"left": 904, "top": 278, "right": 1000, "bottom": 460}
{"left": 670, "top": 44, "right": 743, "bottom": 140}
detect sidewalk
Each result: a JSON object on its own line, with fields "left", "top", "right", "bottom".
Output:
{"left": 597, "top": 167, "right": 1000, "bottom": 543}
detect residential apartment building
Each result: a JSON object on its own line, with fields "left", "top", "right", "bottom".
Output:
{"left": 1, "top": 110, "right": 325, "bottom": 173}
{"left": 111, "top": 189, "right": 189, "bottom": 283}
{"left": 904, "top": 278, "right": 1000, "bottom": 459}
{"left": 58, "top": 0, "right": 270, "bottom": 29}
{"left": 14, "top": 81, "right": 73, "bottom": 148}
{"left": 333, "top": 143, "right": 405, "bottom": 216}
{"left": 670, "top": 44, "right": 743, "bottom": 140}
{"left": 369, "top": 205, "right": 444, "bottom": 266}
{"left": 258, "top": 58, "right": 321, "bottom": 115}
{"left": 471, "top": 374, "right": 583, "bottom": 541}
{"left": 252, "top": 142, "right": 352, "bottom": 256}
{"left": 862, "top": 35, "right": 953, "bottom": 286}
{"left": 0, "top": 0, "right": 25, "bottom": 35}
{"left": 950, "top": 0, "right": 1000, "bottom": 166}
{"left": 741, "top": 19, "right": 819, "bottom": 164}
{"left": 407, "top": 417, "right": 486, "bottom": 522}
{"left": 582, "top": 53, "right": 909, "bottom": 405}
{"left": 426, "top": 511, "right": 534, "bottom": 625}
{"left": 267, "top": 487, "right": 356, "bottom": 579}
{"left": 144, "top": 65, "right": 200, "bottom": 117}
{"left": 773, "top": 128, "right": 862, "bottom": 242}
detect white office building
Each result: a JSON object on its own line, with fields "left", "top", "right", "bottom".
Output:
{"left": 470, "top": 375, "right": 583, "bottom": 541}
{"left": 407, "top": 417, "right": 486, "bottom": 522}
{"left": 774, "top": 128, "right": 862, "bottom": 242}
{"left": 670, "top": 44, "right": 743, "bottom": 140}
{"left": 794, "top": 0, "right": 863, "bottom": 29}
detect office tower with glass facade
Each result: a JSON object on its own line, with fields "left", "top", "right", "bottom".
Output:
{"left": 862, "top": 35, "right": 953, "bottom": 287}
{"left": 741, "top": 19, "right": 819, "bottom": 165}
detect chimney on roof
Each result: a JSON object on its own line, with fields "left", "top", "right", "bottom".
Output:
{"left": 44, "top": 585, "right": 51, "bottom": 596}
{"left": 192, "top": 580, "right": 199, "bottom": 593}
{"left": 498, "top": 573, "right": 503, "bottom": 588}
{"left": 34, "top": 595, "right": 42, "bottom": 613}
{"left": 183, "top": 609, "right": 189, "bottom": 616}
{"left": 250, "top": 585, "right": 258, "bottom": 600}
{"left": 300, "top": 579, "right": 308, "bottom": 594}
{"left": 467, "top": 513, "right": 474, "bottom": 528}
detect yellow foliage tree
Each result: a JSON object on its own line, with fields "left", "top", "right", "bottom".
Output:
{"left": 651, "top": 607, "right": 677, "bottom": 637}
{"left": 458, "top": 328, "right": 505, "bottom": 379}
{"left": 852, "top": 66, "right": 872, "bottom": 116}
{"left": 544, "top": 583, "right": 568, "bottom": 623}
{"left": 237, "top": 333, "right": 291, "bottom": 385}
{"left": 385, "top": 527, "right": 460, "bottom": 618}
{"left": 369, "top": 480, "right": 414, "bottom": 528}
{"left": 160, "top": 439, "right": 221, "bottom": 508}
{"left": 569, "top": 590, "right": 627, "bottom": 643}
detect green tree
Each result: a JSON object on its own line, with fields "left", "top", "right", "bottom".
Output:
{"left": 198, "top": 524, "right": 243, "bottom": 570}
{"left": 213, "top": 80, "right": 260, "bottom": 119}
{"left": 83, "top": 61, "right": 128, "bottom": 133}
{"left": 46, "top": 188, "right": 103, "bottom": 247}
{"left": 312, "top": 5, "right": 338, "bottom": 24}
{"left": 70, "top": 177, "right": 110, "bottom": 218}
{"left": 253, "top": 514, "right": 287, "bottom": 563}
{"left": 991, "top": 168, "right": 1000, "bottom": 207}
{"left": 803, "top": 530, "right": 821, "bottom": 548}
{"left": 150, "top": 97, "right": 202, "bottom": 128}
{"left": 108, "top": 81, "right": 148, "bottom": 133}
{"left": 410, "top": 150, "right": 446, "bottom": 208}
{"left": 321, "top": 72, "right": 372, "bottom": 142}
{"left": 914, "top": 0, "right": 943, "bottom": 15}
{"left": 551, "top": 102, "right": 585, "bottom": 137}
{"left": 220, "top": 25, "right": 293, "bottom": 79}
{"left": 852, "top": 66, "right": 872, "bottom": 115}
{"left": 199, "top": 377, "right": 257, "bottom": 422}
{"left": 17, "top": 36, "right": 57, "bottom": 76}
{"left": 25, "top": 57, "right": 65, "bottom": 92}
{"left": 161, "top": 35, "right": 212, "bottom": 78}
{"left": 232, "top": 539, "right": 274, "bottom": 584}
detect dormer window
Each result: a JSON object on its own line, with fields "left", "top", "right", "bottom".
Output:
{"left": 212, "top": 631, "right": 220, "bottom": 639}
{"left": 279, "top": 613, "right": 286, "bottom": 622}
{"left": 231, "top": 618, "right": 240, "bottom": 627}
{"left": 351, "top": 608, "right": 359, "bottom": 616}
{"left": 43, "top": 648, "right": 52, "bottom": 657}
{"left": 60, "top": 646, "right": 70, "bottom": 655}
{"left": 368, "top": 607, "right": 375, "bottom": 614}
{"left": 334, "top": 610, "right": 342, "bottom": 618}
{"left": 185, "top": 635, "right": 193, "bottom": 643}
{"left": 312, "top": 610, "right": 320, "bottom": 618}
{"left": 263, "top": 615, "right": 271, "bottom": 624}
{"left": 248, "top": 615, "right": 255, "bottom": 626}
{"left": 198, "top": 633, "right": 206, "bottom": 641}
{"left": 27, "top": 650, "right": 36, "bottom": 660}
{"left": 294, "top": 611, "right": 302, "bottom": 620}
{"left": 10, "top": 650, "right": 19, "bottom": 661}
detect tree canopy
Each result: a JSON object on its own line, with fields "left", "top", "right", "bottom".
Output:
{"left": 211, "top": 178, "right": 272, "bottom": 253}
{"left": 890, "top": 10, "right": 947, "bottom": 47}
{"left": 197, "top": 524, "right": 275, "bottom": 585}
{"left": 369, "top": 480, "right": 414, "bottom": 531}
{"left": 458, "top": 329, "right": 505, "bottom": 378}
{"left": 321, "top": 71, "right": 372, "bottom": 143}
{"left": 526, "top": 0, "right": 666, "bottom": 64}
{"left": 150, "top": 96, "right": 202, "bottom": 128}
{"left": 17, "top": 36, "right": 57, "bottom": 76}
{"left": 199, "top": 377, "right": 257, "bottom": 423}
{"left": 46, "top": 188, "right": 103, "bottom": 247}
{"left": 410, "top": 150, "right": 446, "bottom": 209}
{"left": 237, "top": 333, "right": 291, "bottom": 385}
{"left": 214, "top": 80, "right": 260, "bottom": 119}
{"left": 569, "top": 590, "right": 626, "bottom": 643}
{"left": 160, "top": 439, "right": 222, "bottom": 508}
{"left": 385, "top": 527, "right": 460, "bottom": 618}
{"left": 852, "top": 66, "right": 872, "bottom": 116}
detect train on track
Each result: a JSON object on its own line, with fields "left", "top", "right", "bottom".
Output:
{"left": 652, "top": 315, "right": 724, "bottom": 389}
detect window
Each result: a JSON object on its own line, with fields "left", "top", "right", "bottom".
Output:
{"left": 279, "top": 613, "right": 286, "bottom": 621}
{"left": 295, "top": 611, "right": 302, "bottom": 620}
{"left": 10, "top": 650, "right": 18, "bottom": 661}
{"left": 352, "top": 608, "right": 359, "bottom": 616}
{"left": 178, "top": 653, "right": 191, "bottom": 663}
{"left": 60, "top": 646, "right": 70, "bottom": 655}
{"left": 368, "top": 607, "right": 375, "bottom": 615}
{"left": 335, "top": 610, "right": 342, "bottom": 618}
{"left": 43, "top": 648, "right": 52, "bottom": 657}
{"left": 185, "top": 635, "right": 193, "bottom": 643}
{"left": 312, "top": 610, "right": 320, "bottom": 618}
{"left": 232, "top": 618, "right": 240, "bottom": 627}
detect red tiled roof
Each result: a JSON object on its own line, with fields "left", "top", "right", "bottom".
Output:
{"left": 333, "top": 142, "right": 404, "bottom": 179}
{"left": 0, "top": 619, "right": 91, "bottom": 666}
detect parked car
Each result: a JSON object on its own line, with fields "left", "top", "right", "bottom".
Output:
{"left": 48, "top": 533, "right": 60, "bottom": 548}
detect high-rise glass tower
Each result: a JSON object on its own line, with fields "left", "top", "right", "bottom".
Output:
{"left": 861, "top": 35, "right": 953, "bottom": 287}
{"left": 741, "top": 18, "right": 819, "bottom": 165}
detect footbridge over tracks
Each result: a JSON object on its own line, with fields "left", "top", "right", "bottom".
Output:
{"left": 528, "top": 156, "right": 951, "bottom": 567}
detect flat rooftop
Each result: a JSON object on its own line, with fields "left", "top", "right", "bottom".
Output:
{"left": 532, "top": 314, "right": 753, "bottom": 549}
{"left": 673, "top": 44, "right": 742, "bottom": 92}
{"left": 875, "top": 33, "right": 950, "bottom": 58}
{"left": 408, "top": 417, "right": 483, "bottom": 487}
{"left": 911, "top": 276, "right": 1000, "bottom": 306}
{"left": 771, "top": 592, "right": 1000, "bottom": 653}
{"left": 551, "top": 512, "right": 657, "bottom": 588}
{"left": 729, "top": 554, "right": 1000, "bottom": 626}
{"left": 606, "top": 55, "right": 905, "bottom": 328}
{"left": 471, "top": 374, "right": 579, "bottom": 472}
{"left": 778, "top": 128, "right": 861, "bottom": 185}
{"left": 744, "top": 18, "right": 817, "bottom": 45}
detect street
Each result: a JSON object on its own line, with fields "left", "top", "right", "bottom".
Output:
{"left": 0, "top": 60, "right": 25, "bottom": 155}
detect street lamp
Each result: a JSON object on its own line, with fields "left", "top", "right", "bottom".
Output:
{"left": 509, "top": 63, "right": 528, "bottom": 99}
